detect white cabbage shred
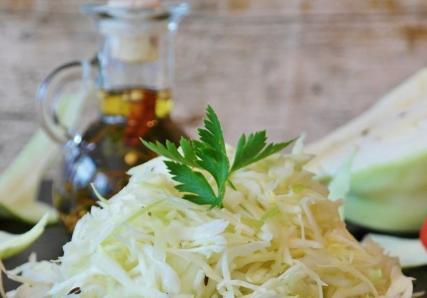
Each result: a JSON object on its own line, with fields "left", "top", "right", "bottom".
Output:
{"left": 6, "top": 150, "right": 412, "bottom": 297}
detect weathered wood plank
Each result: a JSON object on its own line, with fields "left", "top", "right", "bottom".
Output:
{"left": 2, "top": 0, "right": 427, "bottom": 172}
{"left": 2, "top": 0, "right": 427, "bottom": 15}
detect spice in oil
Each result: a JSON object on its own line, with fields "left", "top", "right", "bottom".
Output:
{"left": 54, "top": 87, "right": 186, "bottom": 231}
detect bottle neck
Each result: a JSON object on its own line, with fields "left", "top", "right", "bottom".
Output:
{"left": 96, "top": 18, "right": 175, "bottom": 91}
{"left": 93, "top": 17, "right": 176, "bottom": 128}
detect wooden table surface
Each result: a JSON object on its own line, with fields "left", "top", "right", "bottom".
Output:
{"left": 2, "top": 0, "right": 427, "bottom": 172}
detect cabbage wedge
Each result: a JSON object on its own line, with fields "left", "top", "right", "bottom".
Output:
{"left": 0, "top": 214, "right": 49, "bottom": 259}
{"left": 0, "top": 91, "right": 88, "bottom": 224}
{"left": 307, "top": 69, "right": 427, "bottom": 232}
{"left": 364, "top": 233, "right": 427, "bottom": 268}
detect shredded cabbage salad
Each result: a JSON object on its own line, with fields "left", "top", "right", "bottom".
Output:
{"left": 6, "top": 150, "right": 412, "bottom": 297}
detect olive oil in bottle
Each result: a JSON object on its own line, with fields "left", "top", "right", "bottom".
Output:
{"left": 38, "top": 2, "right": 189, "bottom": 231}
{"left": 54, "top": 87, "right": 185, "bottom": 231}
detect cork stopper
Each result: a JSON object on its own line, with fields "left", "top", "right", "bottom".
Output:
{"left": 103, "top": 0, "right": 164, "bottom": 63}
{"left": 108, "top": 0, "right": 161, "bottom": 9}
{"left": 109, "top": 34, "right": 159, "bottom": 63}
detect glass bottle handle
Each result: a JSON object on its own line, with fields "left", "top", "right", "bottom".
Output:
{"left": 36, "top": 59, "right": 95, "bottom": 144}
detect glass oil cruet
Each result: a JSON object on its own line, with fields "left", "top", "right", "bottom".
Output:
{"left": 36, "top": 1, "right": 189, "bottom": 231}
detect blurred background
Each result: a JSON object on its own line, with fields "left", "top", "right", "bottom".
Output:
{"left": 2, "top": 0, "right": 427, "bottom": 172}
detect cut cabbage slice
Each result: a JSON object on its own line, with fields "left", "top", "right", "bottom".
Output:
{"left": 365, "top": 234, "right": 427, "bottom": 268}
{"left": 6, "top": 151, "right": 413, "bottom": 297}
{"left": 0, "top": 131, "right": 59, "bottom": 224}
{"left": 0, "top": 91, "right": 88, "bottom": 224}
{"left": 307, "top": 68, "right": 427, "bottom": 232}
{"left": 0, "top": 214, "right": 49, "bottom": 259}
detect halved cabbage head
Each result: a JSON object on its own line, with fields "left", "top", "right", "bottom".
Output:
{"left": 307, "top": 69, "right": 427, "bottom": 233}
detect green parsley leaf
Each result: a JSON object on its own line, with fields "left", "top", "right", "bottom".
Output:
{"left": 179, "top": 138, "right": 198, "bottom": 167}
{"left": 143, "top": 105, "right": 294, "bottom": 207}
{"left": 193, "top": 105, "right": 230, "bottom": 189}
{"left": 165, "top": 161, "right": 220, "bottom": 206}
{"left": 142, "top": 140, "right": 184, "bottom": 163}
{"left": 231, "top": 131, "right": 295, "bottom": 172}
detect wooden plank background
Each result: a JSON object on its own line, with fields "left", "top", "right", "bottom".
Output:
{"left": 2, "top": 0, "right": 427, "bottom": 172}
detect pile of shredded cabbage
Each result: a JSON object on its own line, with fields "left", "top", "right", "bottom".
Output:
{"left": 6, "top": 150, "right": 413, "bottom": 298}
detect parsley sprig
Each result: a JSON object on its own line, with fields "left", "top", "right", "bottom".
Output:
{"left": 142, "top": 106, "right": 294, "bottom": 207}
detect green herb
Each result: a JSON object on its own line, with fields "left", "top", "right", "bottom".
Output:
{"left": 142, "top": 106, "right": 294, "bottom": 207}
